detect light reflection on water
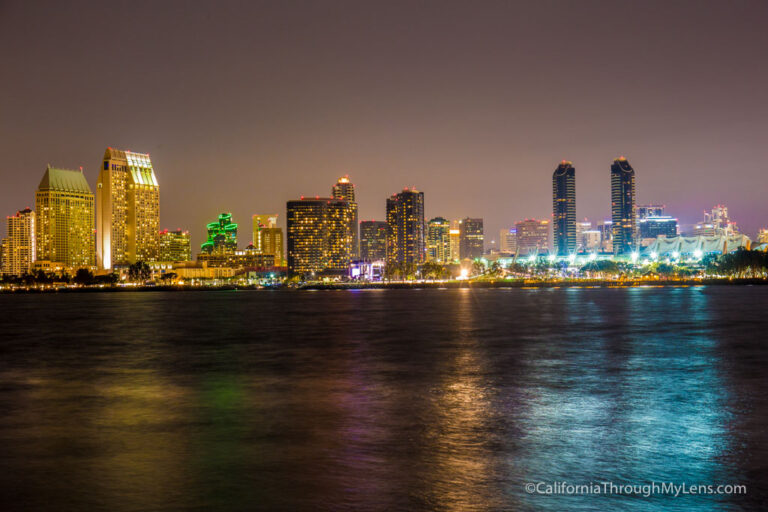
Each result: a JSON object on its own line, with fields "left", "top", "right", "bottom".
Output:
{"left": 0, "top": 288, "right": 766, "bottom": 511}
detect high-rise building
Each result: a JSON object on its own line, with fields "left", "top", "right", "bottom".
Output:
{"left": 449, "top": 223, "right": 461, "bottom": 263}
{"left": 758, "top": 229, "right": 768, "bottom": 244}
{"left": 35, "top": 166, "right": 95, "bottom": 270}
{"left": 598, "top": 220, "right": 613, "bottom": 253}
{"left": 201, "top": 213, "right": 238, "bottom": 254}
{"left": 331, "top": 176, "right": 358, "bottom": 258}
{"left": 158, "top": 229, "right": 191, "bottom": 262}
{"left": 252, "top": 214, "right": 284, "bottom": 266}
{"left": 694, "top": 205, "right": 739, "bottom": 237}
{"left": 286, "top": 197, "right": 354, "bottom": 275}
{"left": 499, "top": 228, "right": 517, "bottom": 254}
{"left": 386, "top": 188, "right": 425, "bottom": 266}
{"left": 427, "top": 217, "right": 451, "bottom": 263}
{"left": 638, "top": 216, "right": 678, "bottom": 241}
{"left": 360, "top": 221, "right": 387, "bottom": 261}
{"left": 459, "top": 217, "right": 484, "bottom": 260}
{"left": 97, "top": 148, "right": 160, "bottom": 268}
{"left": 2, "top": 208, "right": 35, "bottom": 276}
{"left": 610, "top": 157, "right": 637, "bottom": 255}
{"left": 637, "top": 204, "right": 665, "bottom": 220}
{"left": 552, "top": 161, "right": 576, "bottom": 256}
{"left": 514, "top": 219, "right": 549, "bottom": 256}
{"left": 575, "top": 220, "right": 591, "bottom": 252}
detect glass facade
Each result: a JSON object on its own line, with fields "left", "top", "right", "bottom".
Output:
{"left": 610, "top": 157, "right": 637, "bottom": 255}
{"left": 552, "top": 161, "right": 576, "bottom": 256}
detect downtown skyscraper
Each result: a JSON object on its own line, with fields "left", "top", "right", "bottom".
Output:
{"left": 286, "top": 197, "right": 354, "bottom": 275}
{"left": 331, "top": 176, "right": 358, "bottom": 258}
{"left": 459, "top": 217, "right": 484, "bottom": 260}
{"left": 360, "top": 220, "right": 387, "bottom": 261}
{"left": 252, "top": 214, "right": 284, "bottom": 266}
{"left": 97, "top": 148, "right": 160, "bottom": 269}
{"left": 427, "top": 217, "right": 451, "bottom": 263}
{"left": 2, "top": 208, "right": 35, "bottom": 276}
{"left": 386, "top": 188, "right": 425, "bottom": 266}
{"left": 610, "top": 157, "right": 637, "bottom": 255}
{"left": 35, "top": 166, "right": 95, "bottom": 269}
{"left": 552, "top": 161, "right": 576, "bottom": 256}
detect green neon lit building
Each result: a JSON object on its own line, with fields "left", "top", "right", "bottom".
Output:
{"left": 201, "top": 213, "right": 238, "bottom": 254}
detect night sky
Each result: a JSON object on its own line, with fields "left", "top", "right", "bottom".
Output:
{"left": 2, "top": 0, "right": 767, "bottom": 248}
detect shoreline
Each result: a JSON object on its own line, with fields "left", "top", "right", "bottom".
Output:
{"left": 1, "top": 277, "right": 767, "bottom": 293}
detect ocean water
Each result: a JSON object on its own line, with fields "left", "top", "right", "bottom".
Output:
{"left": 0, "top": 287, "right": 766, "bottom": 511}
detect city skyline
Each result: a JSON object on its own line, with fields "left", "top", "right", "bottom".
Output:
{"left": 2, "top": 1, "right": 768, "bottom": 249}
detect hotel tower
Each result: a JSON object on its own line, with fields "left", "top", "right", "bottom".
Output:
{"left": 96, "top": 148, "right": 160, "bottom": 269}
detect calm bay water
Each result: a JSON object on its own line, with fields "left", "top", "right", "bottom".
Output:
{"left": 0, "top": 287, "right": 766, "bottom": 511}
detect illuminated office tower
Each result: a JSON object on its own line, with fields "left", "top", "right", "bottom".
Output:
{"left": 449, "top": 221, "right": 461, "bottom": 262}
{"left": 758, "top": 229, "right": 768, "bottom": 244}
{"left": 499, "top": 228, "right": 517, "bottom": 254}
{"left": 158, "top": 229, "right": 191, "bottom": 262}
{"left": 552, "top": 161, "right": 576, "bottom": 256}
{"left": 2, "top": 208, "right": 35, "bottom": 276}
{"left": 253, "top": 214, "right": 284, "bottom": 266}
{"left": 386, "top": 188, "right": 425, "bottom": 266}
{"left": 97, "top": 148, "right": 160, "bottom": 268}
{"left": 200, "top": 213, "right": 238, "bottom": 254}
{"left": 459, "top": 217, "right": 484, "bottom": 260}
{"left": 514, "top": 219, "right": 550, "bottom": 256}
{"left": 286, "top": 197, "right": 354, "bottom": 275}
{"left": 331, "top": 176, "right": 358, "bottom": 258}
{"left": 35, "top": 166, "right": 95, "bottom": 269}
{"left": 427, "top": 217, "right": 451, "bottom": 263}
{"left": 610, "top": 156, "right": 637, "bottom": 255}
{"left": 360, "top": 220, "right": 387, "bottom": 261}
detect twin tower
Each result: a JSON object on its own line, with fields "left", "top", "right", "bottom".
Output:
{"left": 552, "top": 157, "right": 637, "bottom": 256}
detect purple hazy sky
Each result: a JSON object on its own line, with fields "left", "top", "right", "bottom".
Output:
{"left": 2, "top": 0, "right": 767, "bottom": 248}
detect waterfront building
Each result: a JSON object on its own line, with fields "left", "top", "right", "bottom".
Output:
{"left": 286, "top": 197, "right": 354, "bottom": 275}
{"left": 158, "top": 229, "right": 191, "bottom": 262}
{"left": 200, "top": 213, "right": 238, "bottom": 254}
{"left": 197, "top": 246, "right": 275, "bottom": 269}
{"left": 645, "top": 234, "right": 750, "bottom": 258}
{"left": 459, "top": 217, "right": 484, "bottom": 260}
{"left": 349, "top": 260, "right": 385, "bottom": 281}
{"left": 252, "top": 214, "right": 284, "bottom": 266}
{"left": 514, "top": 219, "right": 549, "bottom": 256}
{"left": 427, "top": 217, "right": 451, "bottom": 263}
{"left": 97, "top": 148, "right": 160, "bottom": 268}
{"left": 2, "top": 208, "right": 35, "bottom": 276}
{"left": 552, "top": 161, "right": 576, "bottom": 256}
{"left": 610, "top": 156, "right": 637, "bottom": 255}
{"left": 35, "top": 166, "right": 95, "bottom": 270}
{"left": 360, "top": 221, "right": 387, "bottom": 261}
{"left": 499, "top": 228, "right": 517, "bottom": 254}
{"left": 331, "top": 176, "right": 358, "bottom": 258}
{"left": 386, "top": 188, "right": 425, "bottom": 266}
